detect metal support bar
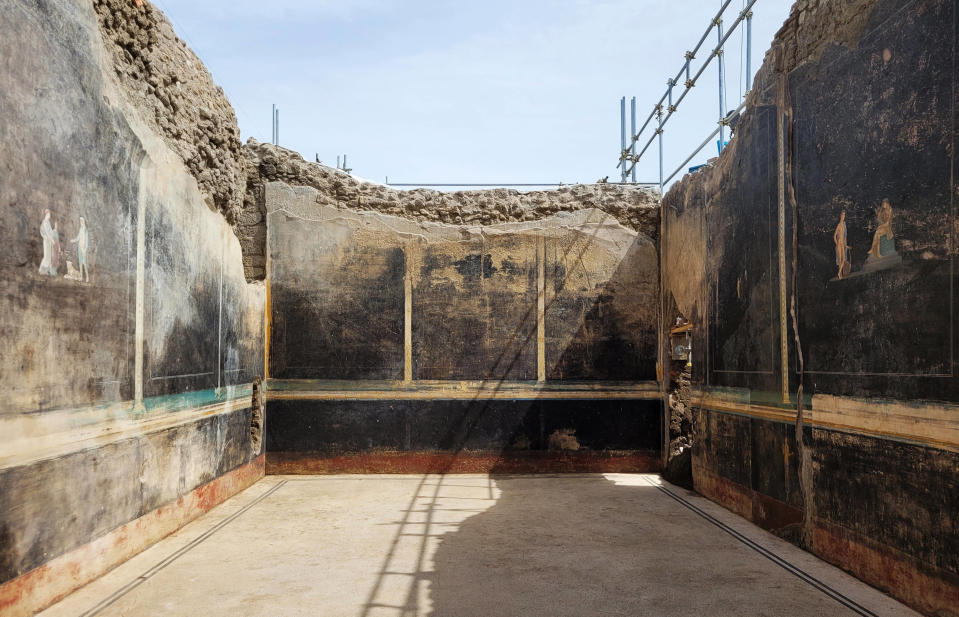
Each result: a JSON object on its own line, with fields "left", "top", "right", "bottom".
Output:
{"left": 746, "top": 10, "right": 753, "bottom": 92}
{"left": 273, "top": 107, "right": 279, "bottom": 146}
{"left": 630, "top": 97, "right": 637, "bottom": 183}
{"left": 657, "top": 106, "right": 664, "bottom": 193}
{"left": 271, "top": 104, "right": 275, "bottom": 145}
{"left": 618, "top": 0, "right": 735, "bottom": 167}
{"left": 620, "top": 97, "right": 627, "bottom": 182}
{"left": 385, "top": 183, "right": 666, "bottom": 187}
{"left": 663, "top": 100, "right": 747, "bottom": 185}
{"left": 717, "top": 17, "right": 726, "bottom": 149}
{"left": 622, "top": 0, "right": 758, "bottom": 178}
{"left": 658, "top": 131, "right": 664, "bottom": 194}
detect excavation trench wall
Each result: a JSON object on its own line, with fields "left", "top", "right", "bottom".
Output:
{"left": 660, "top": 0, "right": 959, "bottom": 614}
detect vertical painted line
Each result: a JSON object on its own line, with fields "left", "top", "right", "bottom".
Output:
{"left": 264, "top": 281, "right": 271, "bottom": 381}
{"left": 217, "top": 227, "right": 224, "bottom": 389}
{"left": 537, "top": 235, "right": 546, "bottom": 383}
{"left": 659, "top": 191, "right": 668, "bottom": 468}
{"left": 134, "top": 177, "right": 147, "bottom": 409}
{"left": 264, "top": 212, "right": 272, "bottom": 382}
{"left": 404, "top": 244, "right": 413, "bottom": 384}
{"left": 777, "top": 110, "right": 789, "bottom": 404}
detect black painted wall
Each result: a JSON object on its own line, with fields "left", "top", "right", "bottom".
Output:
{"left": 267, "top": 399, "right": 661, "bottom": 455}
{"left": 662, "top": 0, "right": 959, "bottom": 611}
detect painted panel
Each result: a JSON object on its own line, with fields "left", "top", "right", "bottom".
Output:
{"left": 707, "top": 105, "right": 779, "bottom": 381}
{"left": 269, "top": 210, "right": 405, "bottom": 380}
{"left": 545, "top": 224, "right": 658, "bottom": 380}
{"left": 143, "top": 202, "right": 220, "bottom": 396}
{"left": 812, "top": 428, "right": 959, "bottom": 576}
{"left": 0, "top": 405, "right": 255, "bottom": 585}
{"left": 412, "top": 233, "right": 538, "bottom": 380}
{"left": 0, "top": 1, "right": 137, "bottom": 414}
{"left": 792, "top": 0, "right": 956, "bottom": 389}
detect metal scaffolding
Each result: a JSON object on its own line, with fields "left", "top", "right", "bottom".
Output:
{"left": 271, "top": 104, "right": 279, "bottom": 146}
{"left": 617, "top": 0, "right": 757, "bottom": 192}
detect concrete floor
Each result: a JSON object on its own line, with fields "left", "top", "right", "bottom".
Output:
{"left": 42, "top": 474, "right": 919, "bottom": 617}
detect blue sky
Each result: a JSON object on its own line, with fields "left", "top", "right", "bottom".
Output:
{"left": 152, "top": 0, "right": 793, "bottom": 188}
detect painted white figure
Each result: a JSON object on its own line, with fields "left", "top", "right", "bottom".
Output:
{"left": 38, "top": 209, "right": 56, "bottom": 276}
{"left": 70, "top": 216, "right": 89, "bottom": 282}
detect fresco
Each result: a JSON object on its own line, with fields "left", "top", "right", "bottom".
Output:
{"left": 0, "top": 0, "right": 266, "bottom": 607}
{"left": 37, "top": 210, "right": 92, "bottom": 282}
{"left": 0, "top": 16, "right": 139, "bottom": 413}
{"left": 793, "top": 0, "right": 955, "bottom": 388}
{"left": 413, "top": 232, "right": 538, "bottom": 381}
{"left": 268, "top": 209, "right": 406, "bottom": 380}
{"left": 831, "top": 199, "right": 902, "bottom": 281}
{"left": 545, "top": 223, "right": 658, "bottom": 381}
{"left": 705, "top": 104, "right": 780, "bottom": 388}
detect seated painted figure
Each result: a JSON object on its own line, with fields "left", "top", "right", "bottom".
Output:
{"left": 863, "top": 198, "right": 902, "bottom": 272}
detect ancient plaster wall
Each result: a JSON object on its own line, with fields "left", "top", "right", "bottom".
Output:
{"left": 241, "top": 141, "right": 660, "bottom": 280}
{"left": 264, "top": 182, "right": 663, "bottom": 472}
{"left": 660, "top": 0, "right": 959, "bottom": 614}
{"left": 0, "top": 1, "right": 264, "bottom": 615}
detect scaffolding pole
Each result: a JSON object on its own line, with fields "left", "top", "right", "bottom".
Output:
{"left": 664, "top": 100, "right": 747, "bottom": 185}
{"left": 620, "top": 97, "right": 627, "bottom": 182}
{"left": 717, "top": 15, "right": 726, "bottom": 151}
{"left": 272, "top": 106, "right": 279, "bottom": 146}
{"left": 630, "top": 97, "right": 637, "bottom": 183}
{"left": 618, "top": 0, "right": 735, "bottom": 170}
{"left": 746, "top": 9, "right": 753, "bottom": 92}
{"left": 657, "top": 107, "right": 664, "bottom": 194}
{"left": 621, "top": 0, "right": 758, "bottom": 179}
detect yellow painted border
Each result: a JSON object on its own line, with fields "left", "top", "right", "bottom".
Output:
{"left": 695, "top": 393, "right": 959, "bottom": 453}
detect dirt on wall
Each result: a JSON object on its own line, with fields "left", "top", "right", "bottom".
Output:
{"left": 773, "top": 0, "right": 882, "bottom": 74}
{"left": 92, "top": 0, "right": 660, "bottom": 282}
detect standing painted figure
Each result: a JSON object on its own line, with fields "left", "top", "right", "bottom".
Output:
{"left": 833, "top": 210, "right": 850, "bottom": 279}
{"left": 71, "top": 216, "right": 89, "bottom": 282}
{"left": 38, "top": 209, "right": 56, "bottom": 276}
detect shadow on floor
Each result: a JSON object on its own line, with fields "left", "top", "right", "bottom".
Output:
{"left": 401, "top": 472, "right": 869, "bottom": 617}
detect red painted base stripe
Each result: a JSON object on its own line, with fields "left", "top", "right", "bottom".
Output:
{"left": 694, "top": 467, "right": 959, "bottom": 617}
{"left": 0, "top": 455, "right": 265, "bottom": 617}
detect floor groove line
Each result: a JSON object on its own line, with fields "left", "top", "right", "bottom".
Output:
{"left": 647, "top": 477, "right": 880, "bottom": 617}
{"left": 79, "top": 480, "right": 289, "bottom": 617}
